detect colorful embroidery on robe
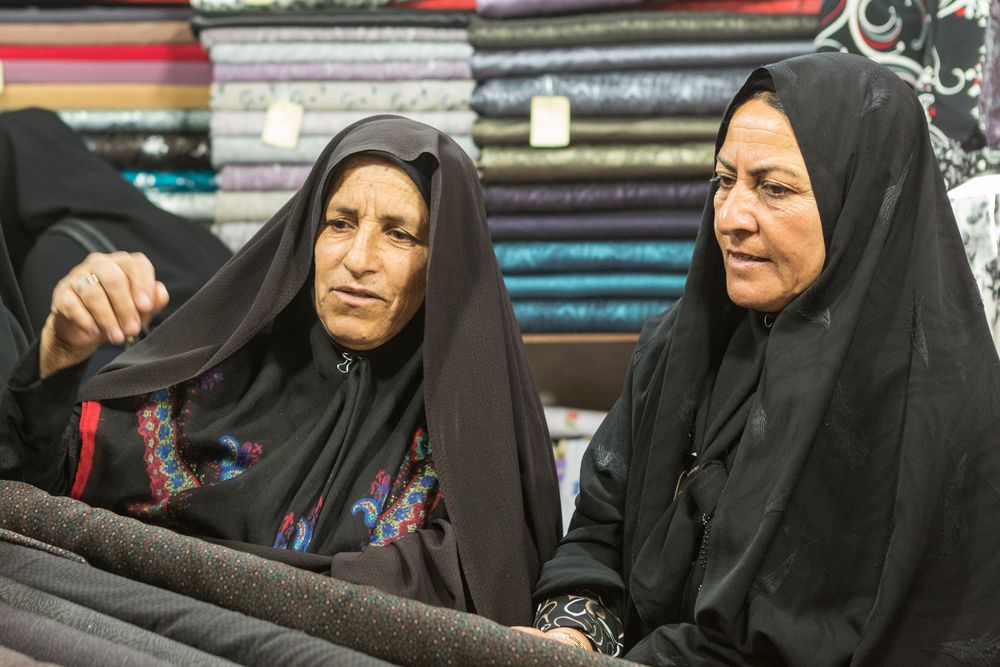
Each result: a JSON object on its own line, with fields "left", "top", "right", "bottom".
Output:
{"left": 274, "top": 496, "right": 324, "bottom": 552}
{"left": 350, "top": 427, "right": 442, "bottom": 547}
{"left": 129, "top": 368, "right": 262, "bottom": 520}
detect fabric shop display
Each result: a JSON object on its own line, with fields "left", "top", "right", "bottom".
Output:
{"left": 81, "top": 132, "right": 211, "bottom": 170}
{"left": 473, "top": 116, "right": 719, "bottom": 144}
{"left": 512, "top": 300, "right": 673, "bottom": 333}
{"left": 0, "top": 487, "right": 619, "bottom": 667}
{"left": 144, "top": 191, "right": 217, "bottom": 221}
{"left": 2, "top": 61, "right": 211, "bottom": 85}
{"left": 478, "top": 143, "right": 714, "bottom": 182}
{"left": 0, "top": 44, "right": 208, "bottom": 60}
{"left": 211, "top": 110, "right": 476, "bottom": 136}
{"left": 0, "top": 84, "right": 209, "bottom": 110}
{"left": 208, "top": 42, "right": 471, "bottom": 64}
{"left": 199, "top": 26, "right": 468, "bottom": 45}
{"left": 57, "top": 109, "right": 211, "bottom": 132}
{"left": 211, "top": 134, "right": 477, "bottom": 166}
{"left": 211, "top": 81, "right": 475, "bottom": 112}
{"left": 191, "top": 10, "right": 471, "bottom": 31}
{"left": 504, "top": 274, "right": 686, "bottom": 299}
{"left": 214, "top": 60, "right": 472, "bottom": 82}
{"left": 216, "top": 164, "right": 312, "bottom": 191}
{"left": 121, "top": 170, "right": 218, "bottom": 192}
{"left": 494, "top": 241, "right": 695, "bottom": 274}
{"left": 0, "top": 21, "right": 194, "bottom": 44}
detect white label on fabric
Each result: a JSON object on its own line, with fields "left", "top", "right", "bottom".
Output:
{"left": 529, "top": 95, "right": 571, "bottom": 148}
{"left": 261, "top": 100, "right": 304, "bottom": 149}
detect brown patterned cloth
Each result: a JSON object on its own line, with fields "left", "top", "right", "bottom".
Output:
{"left": 0, "top": 481, "right": 634, "bottom": 667}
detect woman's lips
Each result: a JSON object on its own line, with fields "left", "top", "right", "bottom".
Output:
{"left": 333, "top": 286, "right": 383, "bottom": 306}
{"left": 727, "top": 250, "right": 770, "bottom": 269}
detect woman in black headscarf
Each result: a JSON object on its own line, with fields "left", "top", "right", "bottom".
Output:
{"left": 518, "top": 52, "right": 1000, "bottom": 664}
{"left": 0, "top": 115, "right": 561, "bottom": 625}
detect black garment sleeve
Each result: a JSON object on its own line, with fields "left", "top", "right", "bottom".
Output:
{"left": 0, "top": 341, "right": 85, "bottom": 495}
{"left": 535, "top": 594, "right": 624, "bottom": 656}
{"left": 327, "top": 512, "right": 471, "bottom": 613}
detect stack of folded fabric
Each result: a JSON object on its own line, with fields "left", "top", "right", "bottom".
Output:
{"left": 192, "top": 3, "right": 476, "bottom": 251}
{"left": 0, "top": 4, "right": 216, "bottom": 222}
{"left": 471, "top": 0, "right": 820, "bottom": 333}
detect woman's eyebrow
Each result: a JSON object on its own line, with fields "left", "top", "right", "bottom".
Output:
{"left": 714, "top": 155, "right": 801, "bottom": 179}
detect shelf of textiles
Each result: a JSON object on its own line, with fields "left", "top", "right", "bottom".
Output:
{"left": 0, "top": 4, "right": 216, "bottom": 223}
{"left": 193, "top": 2, "right": 478, "bottom": 251}
{"left": 470, "top": 1, "right": 820, "bottom": 338}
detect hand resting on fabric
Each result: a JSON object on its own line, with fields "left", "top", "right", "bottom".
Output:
{"left": 39, "top": 251, "right": 169, "bottom": 379}
{"left": 512, "top": 626, "right": 594, "bottom": 651}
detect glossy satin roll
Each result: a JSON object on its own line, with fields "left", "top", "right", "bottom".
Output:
{"left": 512, "top": 300, "right": 674, "bottom": 333}
{"left": 473, "top": 117, "right": 720, "bottom": 146}
{"left": 199, "top": 26, "right": 468, "bottom": 46}
{"left": 472, "top": 40, "right": 814, "bottom": 79}
{"left": 121, "top": 170, "right": 218, "bottom": 193}
{"left": 213, "top": 60, "right": 472, "bottom": 82}
{"left": 211, "top": 110, "right": 477, "bottom": 137}
{"left": 488, "top": 210, "right": 702, "bottom": 240}
{"left": 81, "top": 132, "right": 210, "bottom": 170}
{"left": 493, "top": 240, "right": 695, "bottom": 273}
{"left": 504, "top": 273, "right": 686, "bottom": 299}
{"left": 478, "top": 143, "right": 715, "bottom": 183}
{"left": 483, "top": 181, "right": 711, "bottom": 214}
{"left": 471, "top": 69, "right": 748, "bottom": 117}
{"left": 57, "top": 110, "right": 211, "bottom": 133}
{"left": 469, "top": 12, "right": 819, "bottom": 49}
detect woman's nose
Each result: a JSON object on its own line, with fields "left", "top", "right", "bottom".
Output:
{"left": 715, "top": 185, "right": 758, "bottom": 235}
{"left": 341, "top": 227, "right": 379, "bottom": 274}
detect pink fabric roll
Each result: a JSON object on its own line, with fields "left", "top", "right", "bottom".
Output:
{"left": 2, "top": 60, "right": 212, "bottom": 85}
{"left": 217, "top": 164, "right": 312, "bottom": 191}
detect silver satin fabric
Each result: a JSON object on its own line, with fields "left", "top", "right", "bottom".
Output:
{"left": 471, "top": 69, "right": 749, "bottom": 117}
{"left": 210, "top": 110, "right": 477, "bottom": 137}
{"left": 211, "top": 134, "right": 478, "bottom": 168}
{"left": 199, "top": 26, "right": 468, "bottom": 46}
{"left": 56, "top": 110, "right": 211, "bottom": 133}
{"left": 472, "top": 40, "right": 815, "bottom": 78}
{"left": 209, "top": 42, "right": 473, "bottom": 64}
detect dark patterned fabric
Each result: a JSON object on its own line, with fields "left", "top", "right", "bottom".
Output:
{"left": 0, "top": 600, "right": 172, "bottom": 667}
{"left": 0, "top": 528, "right": 86, "bottom": 565}
{"left": 535, "top": 594, "right": 624, "bottom": 657}
{"left": 815, "top": 0, "right": 995, "bottom": 187}
{"left": 0, "top": 481, "right": 627, "bottom": 667}
{"left": 0, "top": 575, "right": 233, "bottom": 667}
{"left": 0, "top": 540, "right": 392, "bottom": 667}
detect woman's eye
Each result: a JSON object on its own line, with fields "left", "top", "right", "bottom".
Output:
{"left": 761, "top": 182, "right": 792, "bottom": 198}
{"left": 712, "top": 174, "right": 736, "bottom": 190}
{"left": 388, "top": 229, "right": 415, "bottom": 243}
{"left": 325, "top": 219, "right": 350, "bottom": 231}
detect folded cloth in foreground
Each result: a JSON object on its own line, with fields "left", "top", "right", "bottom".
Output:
{"left": 0, "top": 482, "right": 624, "bottom": 667}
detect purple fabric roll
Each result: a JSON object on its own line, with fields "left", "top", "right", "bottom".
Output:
{"left": 483, "top": 181, "right": 711, "bottom": 214}
{"left": 478, "top": 0, "right": 643, "bottom": 18}
{"left": 2, "top": 60, "right": 212, "bottom": 85}
{"left": 217, "top": 164, "right": 312, "bottom": 191}
{"left": 213, "top": 60, "right": 472, "bottom": 82}
{"left": 489, "top": 209, "right": 702, "bottom": 240}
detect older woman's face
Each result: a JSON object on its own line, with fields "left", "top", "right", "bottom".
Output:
{"left": 314, "top": 156, "right": 430, "bottom": 351}
{"left": 713, "top": 98, "right": 825, "bottom": 313}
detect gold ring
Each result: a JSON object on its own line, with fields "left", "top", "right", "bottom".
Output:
{"left": 73, "top": 273, "right": 101, "bottom": 294}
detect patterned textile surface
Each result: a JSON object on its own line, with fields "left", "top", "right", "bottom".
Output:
{"left": 949, "top": 174, "right": 1000, "bottom": 350}
{"left": 208, "top": 42, "right": 472, "bottom": 64}
{"left": 488, "top": 210, "right": 702, "bottom": 240}
{"left": 0, "top": 575, "right": 235, "bottom": 666}
{"left": 512, "top": 300, "right": 673, "bottom": 333}
{"left": 471, "top": 40, "right": 814, "bottom": 78}
{"left": 0, "top": 540, "right": 392, "bottom": 667}
{"left": 211, "top": 80, "right": 474, "bottom": 111}
{"left": 210, "top": 134, "right": 478, "bottom": 168}
{"left": 473, "top": 117, "right": 719, "bottom": 145}
{"left": 81, "top": 132, "right": 210, "bottom": 170}
{"left": 493, "top": 240, "right": 695, "bottom": 273}
{"left": 0, "top": 527, "right": 86, "bottom": 565}
{"left": 983, "top": 1, "right": 1000, "bottom": 148}
{"left": 482, "top": 181, "right": 711, "bottom": 213}
{"left": 503, "top": 273, "right": 686, "bottom": 299}
{"left": 0, "top": 482, "right": 631, "bottom": 667}
{"left": 199, "top": 26, "right": 468, "bottom": 46}
{"left": 471, "top": 70, "right": 749, "bottom": 117}
{"left": 469, "top": 12, "right": 819, "bottom": 49}
{"left": 477, "top": 143, "right": 715, "bottom": 183}
{"left": 57, "top": 110, "right": 211, "bottom": 132}
{"left": 477, "top": 0, "right": 642, "bottom": 18}
{"left": 211, "top": 110, "right": 476, "bottom": 137}
{"left": 191, "top": 10, "right": 471, "bottom": 31}
{"left": 213, "top": 60, "right": 472, "bottom": 82}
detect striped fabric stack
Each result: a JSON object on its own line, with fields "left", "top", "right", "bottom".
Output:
{"left": 471, "top": 0, "right": 820, "bottom": 333}
{"left": 192, "top": 1, "right": 476, "bottom": 251}
{"left": 0, "top": 3, "right": 216, "bottom": 221}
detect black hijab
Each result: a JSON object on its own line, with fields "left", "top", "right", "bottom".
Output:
{"left": 536, "top": 52, "right": 1000, "bottom": 664}
{"left": 78, "top": 116, "right": 561, "bottom": 626}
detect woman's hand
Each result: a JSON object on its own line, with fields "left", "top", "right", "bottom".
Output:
{"left": 39, "top": 252, "right": 169, "bottom": 379}
{"left": 512, "top": 626, "right": 594, "bottom": 651}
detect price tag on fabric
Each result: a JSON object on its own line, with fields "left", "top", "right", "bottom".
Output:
{"left": 261, "top": 100, "right": 304, "bottom": 150}
{"left": 529, "top": 95, "right": 571, "bottom": 148}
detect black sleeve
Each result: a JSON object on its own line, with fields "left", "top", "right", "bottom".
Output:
{"left": 327, "top": 509, "right": 471, "bottom": 613}
{"left": 0, "top": 341, "right": 86, "bottom": 494}
{"left": 534, "top": 593, "right": 624, "bottom": 656}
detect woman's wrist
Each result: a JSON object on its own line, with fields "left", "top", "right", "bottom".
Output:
{"left": 545, "top": 627, "right": 594, "bottom": 651}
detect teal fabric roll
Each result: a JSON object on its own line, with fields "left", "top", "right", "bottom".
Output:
{"left": 512, "top": 300, "right": 673, "bottom": 333}
{"left": 121, "top": 170, "right": 218, "bottom": 193}
{"left": 504, "top": 273, "right": 686, "bottom": 298}
{"left": 493, "top": 240, "right": 695, "bottom": 273}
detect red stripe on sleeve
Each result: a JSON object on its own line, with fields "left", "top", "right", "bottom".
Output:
{"left": 70, "top": 401, "right": 101, "bottom": 500}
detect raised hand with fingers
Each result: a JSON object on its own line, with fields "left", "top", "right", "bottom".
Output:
{"left": 39, "top": 252, "right": 169, "bottom": 379}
